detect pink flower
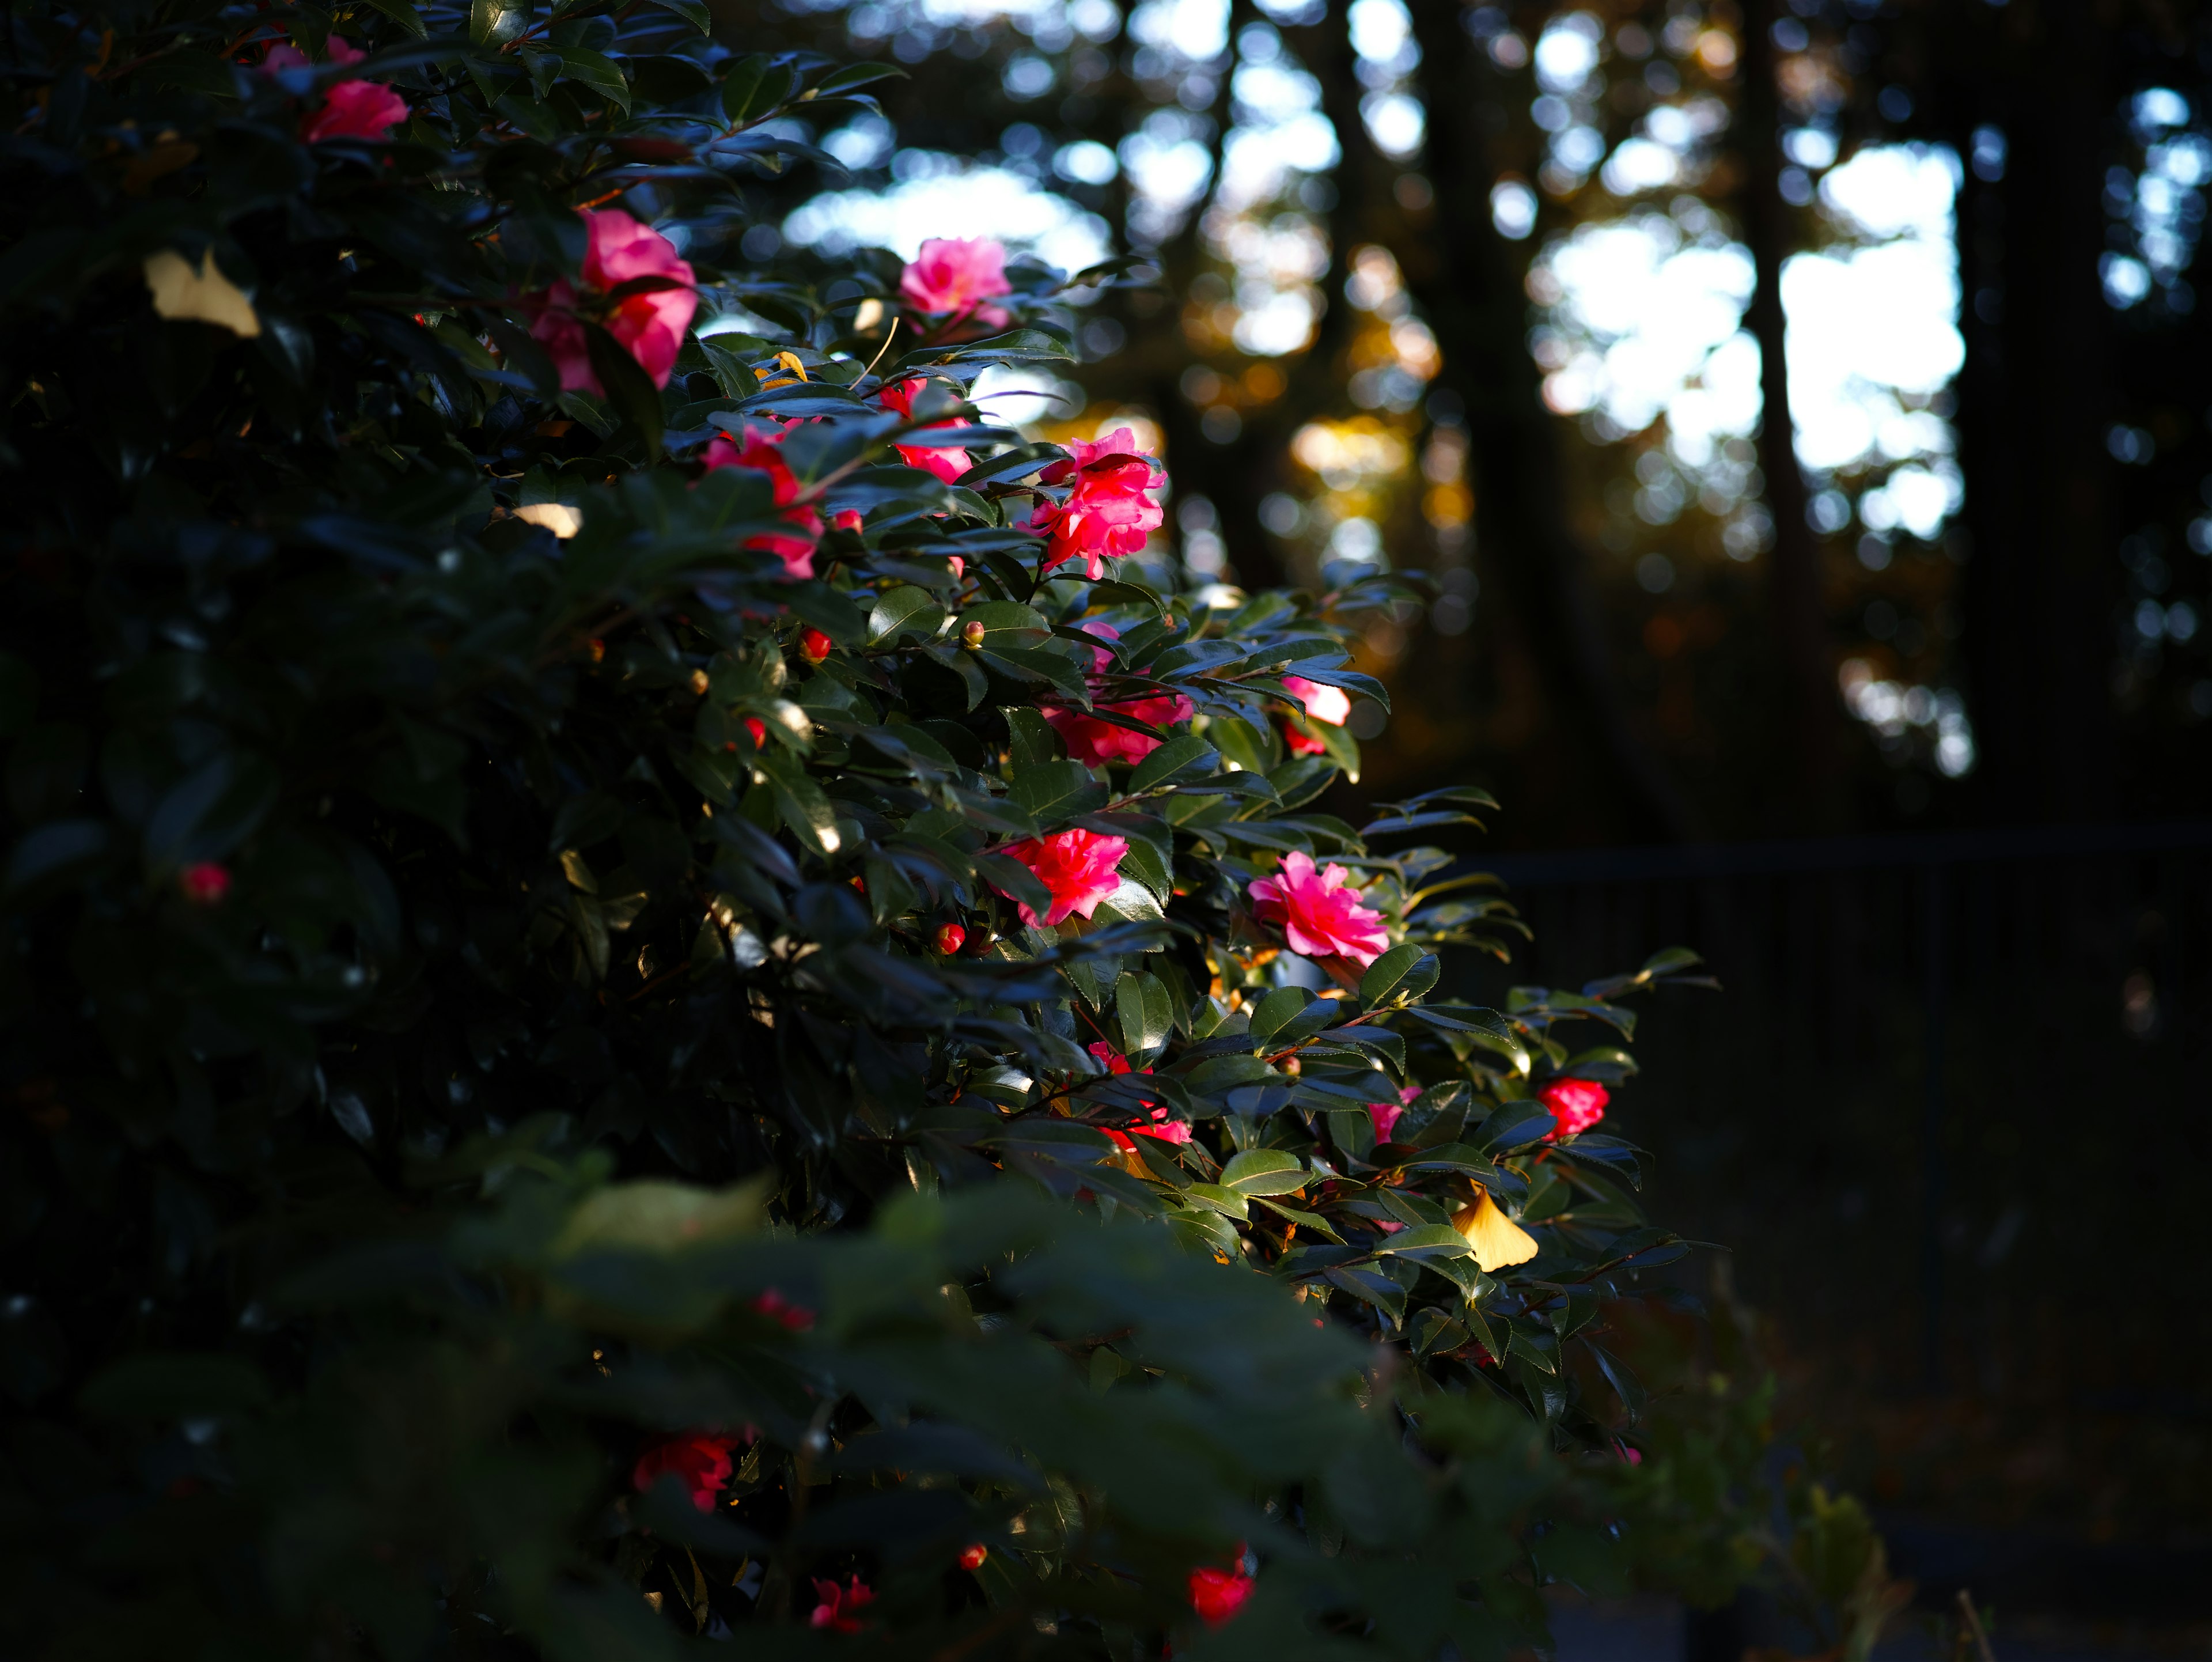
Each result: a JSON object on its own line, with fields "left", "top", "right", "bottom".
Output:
{"left": 810, "top": 1576, "right": 875, "bottom": 1634}
{"left": 1280, "top": 675, "right": 1351, "bottom": 758}
{"left": 179, "top": 862, "right": 232, "bottom": 905}
{"left": 262, "top": 37, "right": 409, "bottom": 142}
{"left": 1029, "top": 430, "right": 1164, "bottom": 580}
{"left": 996, "top": 827, "right": 1127, "bottom": 927}
{"left": 1538, "top": 1078, "right": 1609, "bottom": 1139}
{"left": 525, "top": 209, "right": 698, "bottom": 397}
{"left": 899, "top": 237, "right": 1013, "bottom": 328}
{"left": 1247, "top": 851, "right": 1391, "bottom": 968}
{"left": 878, "top": 377, "right": 971, "bottom": 484}
{"left": 632, "top": 1432, "right": 744, "bottom": 1512}
{"left": 702, "top": 426, "right": 822, "bottom": 578}
{"left": 1044, "top": 622, "right": 1194, "bottom": 768}
{"left": 1189, "top": 1566, "right": 1255, "bottom": 1626}
{"left": 1367, "top": 1084, "right": 1421, "bottom": 1144}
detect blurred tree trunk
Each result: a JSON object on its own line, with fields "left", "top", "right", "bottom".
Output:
{"left": 1948, "top": 0, "right": 2115, "bottom": 824}
{"left": 1401, "top": 0, "right": 1700, "bottom": 843}
{"left": 1738, "top": 0, "right": 1848, "bottom": 832}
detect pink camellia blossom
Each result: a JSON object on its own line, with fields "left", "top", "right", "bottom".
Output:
{"left": 1188, "top": 1566, "right": 1255, "bottom": 1627}
{"left": 1280, "top": 674, "right": 1351, "bottom": 759}
{"left": 632, "top": 1431, "right": 745, "bottom": 1513}
{"left": 1044, "top": 621, "right": 1195, "bottom": 768}
{"left": 1029, "top": 430, "right": 1164, "bottom": 580}
{"left": 1367, "top": 1084, "right": 1421, "bottom": 1144}
{"left": 995, "top": 827, "right": 1128, "bottom": 927}
{"left": 262, "top": 37, "right": 410, "bottom": 142}
{"left": 525, "top": 209, "right": 698, "bottom": 398}
{"left": 877, "top": 377, "right": 972, "bottom": 484}
{"left": 1086, "top": 1043, "right": 1192, "bottom": 1145}
{"left": 700, "top": 426, "right": 821, "bottom": 578}
{"left": 1247, "top": 850, "right": 1391, "bottom": 969}
{"left": 1537, "top": 1077, "right": 1610, "bottom": 1139}
{"left": 809, "top": 1576, "right": 875, "bottom": 1634}
{"left": 899, "top": 237, "right": 1013, "bottom": 328}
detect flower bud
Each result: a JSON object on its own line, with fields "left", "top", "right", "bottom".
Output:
{"left": 798, "top": 627, "right": 833, "bottom": 663}
{"left": 957, "top": 1544, "right": 988, "bottom": 1572}
{"left": 744, "top": 717, "right": 768, "bottom": 749}
{"left": 961, "top": 619, "right": 986, "bottom": 650}
{"left": 688, "top": 668, "right": 710, "bottom": 696}
{"left": 935, "top": 922, "right": 967, "bottom": 955}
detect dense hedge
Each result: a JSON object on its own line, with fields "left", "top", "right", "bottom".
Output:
{"left": 0, "top": 1, "right": 1899, "bottom": 1656}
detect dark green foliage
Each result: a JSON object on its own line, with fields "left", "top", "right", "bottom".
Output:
{"left": 0, "top": 1, "right": 1891, "bottom": 1655}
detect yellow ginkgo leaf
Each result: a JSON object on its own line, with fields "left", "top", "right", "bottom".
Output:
{"left": 143, "top": 249, "right": 262, "bottom": 339}
{"left": 1452, "top": 1190, "right": 1539, "bottom": 1272}
{"left": 513, "top": 502, "right": 584, "bottom": 539}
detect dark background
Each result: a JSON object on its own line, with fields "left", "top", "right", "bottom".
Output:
{"left": 718, "top": 0, "right": 2212, "bottom": 1635}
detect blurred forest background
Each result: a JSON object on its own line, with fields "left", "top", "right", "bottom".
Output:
{"left": 707, "top": 0, "right": 2212, "bottom": 1641}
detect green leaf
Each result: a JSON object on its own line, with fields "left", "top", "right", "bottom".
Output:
{"left": 1360, "top": 944, "right": 1440, "bottom": 1008}
{"left": 1128, "top": 733, "right": 1217, "bottom": 793}
{"left": 357, "top": 0, "right": 431, "bottom": 35}
{"left": 814, "top": 61, "right": 907, "bottom": 94}
{"left": 584, "top": 322, "right": 665, "bottom": 457}
{"left": 1179, "top": 1182, "right": 1249, "bottom": 1220}
{"left": 1219, "top": 1148, "right": 1308, "bottom": 1197}
{"left": 1009, "top": 759, "right": 1107, "bottom": 827}
{"left": 554, "top": 46, "right": 631, "bottom": 110}
{"left": 469, "top": 0, "right": 533, "bottom": 47}
{"left": 640, "top": 0, "right": 710, "bottom": 31}
{"left": 755, "top": 751, "right": 842, "bottom": 858}
{"left": 1115, "top": 970, "right": 1173, "bottom": 1058}
{"left": 868, "top": 585, "right": 945, "bottom": 645}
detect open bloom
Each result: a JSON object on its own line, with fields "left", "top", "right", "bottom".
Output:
{"left": 1281, "top": 673, "right": 1352, "bottom": 758}
{"left": 1189, "top": 1566, "right": 1255, "bottom": 1626}
{"left": 1247, "top": 851, "right": 1390, "bottom": 968}
{"left": 525, "top": 209, "right": 698, "bottom": 397}
{"left": 810, "top": 1576, "right": 875, "bottom": 1634}
{"left": 1539, "top": 1077, "right": 1610, "bottom": 1139}
{"left": 1030, "top": 430, "right": 1164, "bottom": 580}
{"left": 632, "top": 1432, "right": 744, "bottom": 1513}
{"left": 701, "top": 425, "right": 821, "bottom": 578}
{"left": 995, "top": 827, "right": 1127, "bottom": 927}
{"left": 877, "top": 377, "right": 971, "bottom": 484}
{"left": 1367, "top": 1084, "right": 1421, "bottom": 1144}
{"left": 1452, "top": 1191, "right": 1539, "bottom": 1272}
{"left": 263, "top": 38, "right": 409, "bottom": 142}
{"left": 899, "top": 237, "right": 1013, "bottom": 328}
{"left": 1045, "top": 622, "right": 1195, "bottom": 768}
{"left": 1086, "top": 1043, "right": 1191, "bottom": 1145}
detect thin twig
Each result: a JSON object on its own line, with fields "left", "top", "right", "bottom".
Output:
{"left": 1956, "top": 1589, "right": 1996, "bottom": 1662}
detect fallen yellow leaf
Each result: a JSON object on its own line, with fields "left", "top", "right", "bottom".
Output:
{"left": 1452, "top": 1190, "right": 1538, "bottom": 1271}
{"left": 143, "top": 249, "right": 261, "bottom": 338}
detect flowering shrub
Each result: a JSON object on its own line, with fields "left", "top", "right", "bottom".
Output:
{"left": 0, "top": 1, "right": 1895, "bottom": 1656}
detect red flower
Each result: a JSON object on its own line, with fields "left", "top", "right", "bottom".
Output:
{"left": 832, "top": 509, "right": 864, "bottom": 532}
{"left": 1044, "top": 622, "right": 1195, "bottom": 769}
{"left": 797, "top": 627, "right": 834, "bottom": 663}
{"left": 744, "top": 717, "right": 769, "bottom": 749}
{"left": 1029, "top": 430, "right": 1164, "bottom": 580}
{"left": 994, "top": 827, "right": 1128, "bottom": 928}
{"left": 934, "top": 922, "right": 967, "bottom": 955}
{"left": 1247, "top": 851, "right": 1390, "bottom": 969}
{"left": 899, "top": 237, "right": 1013, "bottom": 329}
{"left": 179, "top": 862, "right": 232, "bottom": 906}
{"left": 632, "top": 1432, "right": 743, "bottom": 1512}
{"left": 1188, "top": 1566, "right": 1254, "bottom": 1626}
{"left": 701, "top": 425, "right": 821, "bottom": 579}
{"left": 749, "top": 1289, "right": 815, "bottom": 1331}
{"left": 878, "top": 377, "right": 971, "bottom": 484}
{"left": 1085, "top": 1043, "right": 1192, "bottom": 1144}
{"left": 957, "top": 1543, "right": 988, "bottom": 1572}
{"left": 809, "top": 1574, "right": 875, "bottom": 1634}
{"left": 1538, "top": 1077, "right": 1609, "bottom": 1139}
{"left": 262, "top": 39, "right": 408, "bottom": 143}
{"left": 1366, "top": 1084, "right": 1421, "bottom": 1143}
{"left": 524, "top": 209, "right": 698, "bottom": 397}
